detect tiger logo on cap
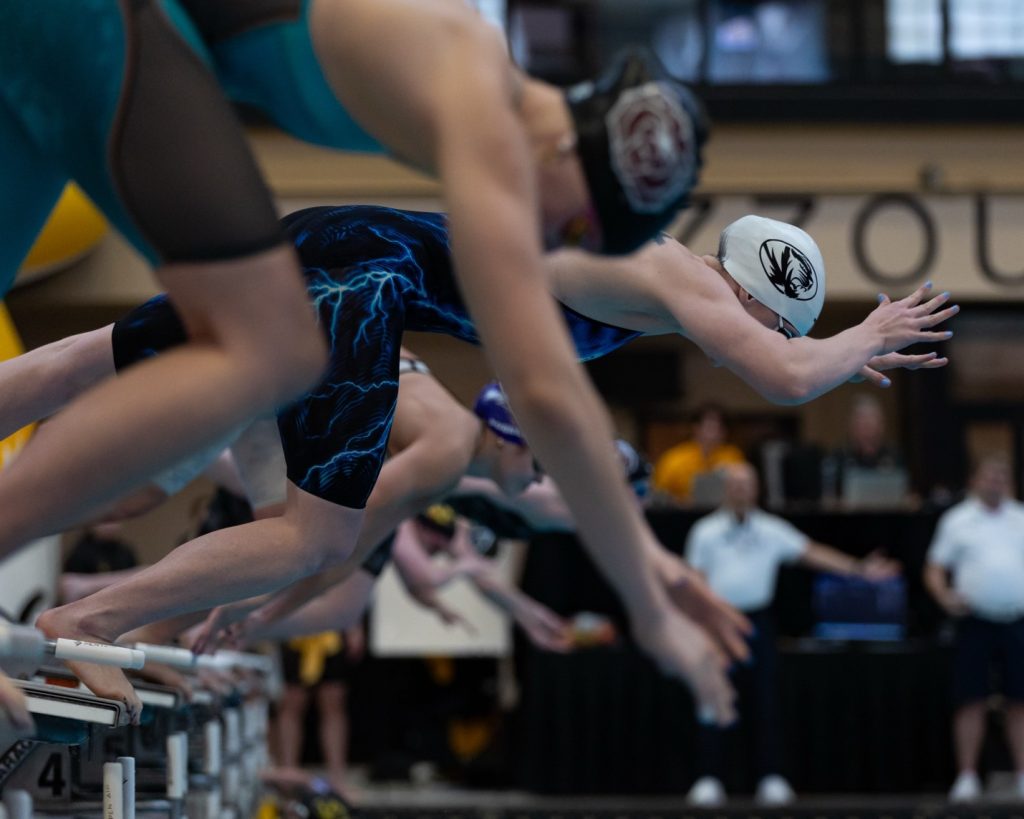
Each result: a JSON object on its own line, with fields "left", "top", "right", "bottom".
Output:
{"left": 759, "top": 239, "right": 818, "bottom": 302}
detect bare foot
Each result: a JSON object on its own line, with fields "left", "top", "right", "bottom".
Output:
{"left": 36, "top": 607, "right": 143, "bottom": 724}
{"left": 261, "top": 766, "right": 314, "bottom": 791}
{"left": 130, "top": 662, "right": 193, "bottom": 700}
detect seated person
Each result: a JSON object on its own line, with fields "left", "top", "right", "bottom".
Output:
{"left": 823, "top": 395, "right": 906, "bottom": 506}
{"left": 653, "top": 404, "right": 746, "bottom": 506}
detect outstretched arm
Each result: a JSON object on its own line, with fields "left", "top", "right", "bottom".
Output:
{"left": 800, "top": 542, "right": 900, "bottom": 580}
{"left": 451, "top": 475, "right": 574, "bottom": 533}
{"left": 548, "top": 246, "right": 954, "bottom": 405}
{"left": 253, "top": 572, "right": 378, "bottom": 641}
{"left": 0, "top": 325, "right": 115, "bottom": 437}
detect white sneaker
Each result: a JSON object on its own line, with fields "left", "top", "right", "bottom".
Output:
{"left": 755, "top": 774, "right": 795, "bottom": 805}
{"left": 687, "top": 776, "right": 726, "bottom": 807}
{"left": 949, "top": 771, "right": 982, "bottom": 802}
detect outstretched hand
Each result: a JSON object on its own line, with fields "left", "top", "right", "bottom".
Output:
{"left": 855, "top": 351, "right": 949, "bottom": 388}
{"left": 659, "top": 556, "right": 753, "bottom": 665}
{"left": 515, "top": 600, "right": 573, "bottom": 653}
{"left": 632, "top": 607, "right": 737, "bottom": 726}
{"left": 190, "top": 600, "right": 261, "bottom": 655}
{"left": 864, "top": 282, "right": 958, "bottom": 356}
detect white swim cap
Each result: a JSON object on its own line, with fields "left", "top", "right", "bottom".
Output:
{"left": 718, "top": 215, "right": 826, "bottom": 337}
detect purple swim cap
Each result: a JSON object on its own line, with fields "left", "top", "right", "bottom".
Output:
{"left": 473, "top": 382, "right": 526, "bottom": 447}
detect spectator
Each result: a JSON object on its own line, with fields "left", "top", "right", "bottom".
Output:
{"left": 823, "top": 395, "right": 907, "bottom": 506}
{"left": 686, "top": 462, "right": 898, "bottom": 806}
{"left": 653, "top": 405, "right": 746, "bottom": 505}
{"left": 924, "top": 453, "right": 1024, "bottom": 803}
{"left": 276, "top": 624, "right": 365, "bottom": 798}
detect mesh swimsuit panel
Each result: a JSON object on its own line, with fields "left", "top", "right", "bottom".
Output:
{"left": 0, "top": 0, "right": 283, "bottom": 268}
{"left": 112, "top": 206, "right": 642, "bottom": 509}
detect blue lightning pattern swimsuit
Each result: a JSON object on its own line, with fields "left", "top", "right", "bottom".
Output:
{"left": 112, "top": 206, "right": 641, "bottom": 509}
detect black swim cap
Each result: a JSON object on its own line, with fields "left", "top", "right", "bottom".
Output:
{"left": 565, "top": 47, "right": 708, "bottom": 255}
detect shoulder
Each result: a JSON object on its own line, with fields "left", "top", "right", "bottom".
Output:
{"left": 691, "top": 509, "right": 728, "bottom": 538}
{"left": 658, "top": 441, "right": 699, "bottom": 465}
{"left": 714, "top": 445, "right": 746, "bottom": 464}
{"left": 939, "top": 499, "right": 977, "bottom": 528}
{"left": 752, "top": 509, "right": 800, "bottom": 536}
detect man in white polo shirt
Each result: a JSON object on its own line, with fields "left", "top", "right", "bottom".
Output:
{"left": 686, "top": 461, "right": 897, "bottom": 806}
{"left": 924, "top": 453, "right": 1024, "bottom": 803}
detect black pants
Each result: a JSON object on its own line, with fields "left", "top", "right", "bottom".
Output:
{"left": 696, "top": 608, "right": 784, "bottom": 784}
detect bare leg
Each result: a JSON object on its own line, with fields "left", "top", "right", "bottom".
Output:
{"left": 60, "top": 567, "right": 145, "bottom": 604}
{"left": 0, "top": 244, "right": 325, "bottom": 554}
{"left": 0, "top": 325, "right": 115, "bottom": 437}
{"left": 37, "top": 483, "right": 363, "bottom": 716}
{"left": 316, "top": 681, "right": 350, "bottom": 791}
{"left": 954, "top": 701, "right": 988, "bottom": 774}
{"left": 275, "top": 684, "right": 310, "bottom": 768}
{"left": 1004, "top": 703, "right": 1024, "bottom": 774}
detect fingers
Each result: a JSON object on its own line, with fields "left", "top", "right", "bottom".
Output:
{"left": 718, "top": 627, "right": 749, "bottom": 665}
{"left": 913, "top": 289, "right": 952, "bottom": 316}
{"left": 859, "top": 366, "right": 891, "bottom": 389}
{"left": 920, "top": 303, "right": 960, "bottom": 328}
{"left": 695, "top": 666, "right": 737, "bottom": 727}
{"left": 914, "top": 330, "right": 956, "bottom": 343}
{"left": 893, "top": 280, "right": 934, "bottom": 308}
{"left": 729, "top": 607, "right": 754, "bottom": 636}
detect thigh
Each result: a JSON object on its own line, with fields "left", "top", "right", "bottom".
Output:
{"left": 276, "top": 267, "right": 405, "bottom": 510}
{"left": 0, "top": 0, "right": 283, "bottom": 267}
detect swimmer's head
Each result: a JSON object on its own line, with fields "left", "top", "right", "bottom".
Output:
{"left": 714, "top": 216, "right": 826, "bottom": 338}
{"left": 413, "top": 504, "right": 458, "bottom": 553}
{"left": 562, "top": 47, "right": 708, "bottom": 255}
{"left": 473, "top": 382, "right": 541, "bottom": 495}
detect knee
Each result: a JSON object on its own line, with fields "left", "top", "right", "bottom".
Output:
{"left": 244, "top": 321, "right": 327, "bottom": 410}
{"left": 280, "top": 685, "right": 309, "bottom": 713}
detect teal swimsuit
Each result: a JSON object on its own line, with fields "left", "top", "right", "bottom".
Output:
{"left": 0, "top": 0, "right": 381, "bottom": 291}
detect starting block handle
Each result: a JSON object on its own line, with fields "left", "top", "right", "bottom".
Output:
{"left": 134, "top": 643, "right": 197, "bottom": 670}
{"left": 52, "top": 639, "right": 145, "bottom": 670}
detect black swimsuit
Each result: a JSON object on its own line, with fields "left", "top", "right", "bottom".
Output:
{"left": 112, "top": 205, "right": 642, "bottom": 509}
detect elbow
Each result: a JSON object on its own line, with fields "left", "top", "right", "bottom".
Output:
{"left": 761, "top": 360, "right": 815, "bottom": 406}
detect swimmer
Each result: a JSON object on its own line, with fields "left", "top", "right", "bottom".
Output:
{"left": 0, "top": 0, "right": 328, "bottom": 567}
{"left": 1, "top": 8, "right": 716, "bottom": 721}
{"left": 15, "top": 205, "right": 953, "bottom": 723}
{"left": 0, "top": 0, "right": 704, "bottom": 582}
{"left": 372, "top": 506, "right": 575, "bottom": 653}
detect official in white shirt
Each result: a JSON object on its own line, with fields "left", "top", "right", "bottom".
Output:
{"left": 685, "top": 462, "right": 897, "bottom": 807}
{"left": 924, "top": 453, "right": 1024, "bottom": 803}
